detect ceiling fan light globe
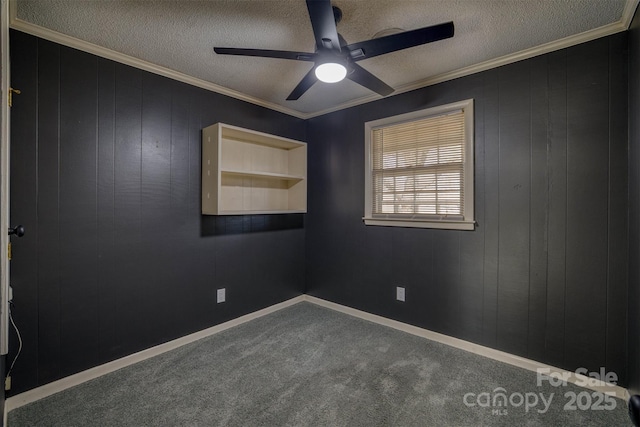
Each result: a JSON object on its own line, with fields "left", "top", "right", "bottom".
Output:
{"left": 315, "top": 62, "right": 347, "bottom": 83}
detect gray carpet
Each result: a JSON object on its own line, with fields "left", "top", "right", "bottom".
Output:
{"left": 8, "top": 302, "right": 632, "bottom": 426}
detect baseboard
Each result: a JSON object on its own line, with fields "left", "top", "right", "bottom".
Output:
{"left": 303, "top": 295, "right": 629, "bottom": 401}
{"left": 4, "top": 293, "right": 629, "bottom": 418}
{"left": 4, "top": 295, "right": 305, "bottom": 413}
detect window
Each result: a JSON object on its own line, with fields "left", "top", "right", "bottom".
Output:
{"left": 364, "top": 99, "right": 475, "bottom": 230}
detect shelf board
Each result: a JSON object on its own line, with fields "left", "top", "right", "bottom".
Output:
{"left": 221, "top": 169, "right": 304, "bottom": 182}
{"left": 217, "top": 209, "right": 307, "bottom": 215}
{"left": 221, "top": 124, "right": 304, "bottom": 150}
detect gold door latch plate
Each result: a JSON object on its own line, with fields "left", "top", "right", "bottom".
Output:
{"left": 8, "top": 87, "right": 21, "bottom": 107}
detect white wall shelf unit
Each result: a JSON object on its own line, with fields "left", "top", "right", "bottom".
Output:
{"left": 202, "top": 123, "right": 307, "bottom": 215}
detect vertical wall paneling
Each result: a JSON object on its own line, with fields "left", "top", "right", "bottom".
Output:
{"left": 564, "top": 39, "right": 609, "bottom": 373}
{"left": 169, "top": 81, "right": 201, "bottom": 336}
{"left": 305, "top": 112, "right": 358, "bottom": 306}
{"left": 35, "top": 39, "right": 60, "bottom": 384}
{"left": 606, "top": 33, "right": 629, "bottom": 386}
{"left": 58, "top": 46, "right": 100, "bottom": 377}
{"left": 481, "top": 69, "right": 500, "bottom": 348}
{"left": 112, "top": 63, "right": 144, "bottom": 358}
{"left": 432, "top": 230, "right": 461, "bottom": 336}
{"left": 9, "top": 30, "right": 306, "bottom": 394}
{"left": 496, "top": 60, "right": 531, "bottom": 356}
{"left": 544, "top": 49, "right": 568, "bottom": 367}
{"left": 139, "top": 73, "right": 172, "bottom": 344}
{"left": 96, "top": 58, "right": 118, "bottom": 364}
{"left": 527, "top": 55, "right": 550, "bottom": 362}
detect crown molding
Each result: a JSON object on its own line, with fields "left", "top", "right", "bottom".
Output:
{"left": 9, "top": 0, "right": 640, "bottom": 120}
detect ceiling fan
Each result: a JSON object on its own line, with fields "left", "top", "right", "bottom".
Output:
{"left": 214, "top": 0, "right": 454, "bottom": 101}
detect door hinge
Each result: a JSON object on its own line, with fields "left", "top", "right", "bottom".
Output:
{"left": 8, "top": 87, "right": 20, "bottom": 107}
{"left": 7, "top": 242, "right": 11, "bottom": 260}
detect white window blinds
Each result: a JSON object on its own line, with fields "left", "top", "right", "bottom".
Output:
{"left": 371, "top": 110, "right": 465, "bottom": 219}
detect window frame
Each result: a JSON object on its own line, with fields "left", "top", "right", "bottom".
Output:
{"left": 363, "top": 99, "right": 475, "bottom": 230}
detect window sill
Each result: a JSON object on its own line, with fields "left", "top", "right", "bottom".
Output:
{"left": 363, "top": 217, "right": 476, "bottom": 231}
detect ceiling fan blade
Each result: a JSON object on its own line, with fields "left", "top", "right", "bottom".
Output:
{"left": 347, "top": 63, "right": 394, "bottom": 97}
{"left": 345, "top": 21, "right": 454, "bottom": 62}
{"left": 286, "top": 68, "right": 318, "bottom": 100}
{"left": 306, "top": 0, "right": 341, "bottom": 52}
{"left": 214, "top": 47, "right": 315, "bottom": 62}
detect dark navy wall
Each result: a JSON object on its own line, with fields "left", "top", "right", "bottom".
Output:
{"left": 629, "top": 6, "right": 640, "bottom": 396}
{"left": 306, "top": 33, "right": 629, "bottom": 385}
{"left": 7, "top": 26, "right": 635, "bottom": 396}
{"left": 8, "top": 30, "right": 306, "bottom": 394}
{"left": 0, "top": 355, "right": 4, "bottom": 424}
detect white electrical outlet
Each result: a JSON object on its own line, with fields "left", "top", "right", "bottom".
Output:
{"left": 396, "top": 286, "right": 405, "bottom": 302}
{"left": 217, "top": 288, "right": 226, "bottom": 303}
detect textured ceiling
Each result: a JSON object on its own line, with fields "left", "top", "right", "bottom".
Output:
{"left": 11, "top": 0, "right": 636, "bottom": 118}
